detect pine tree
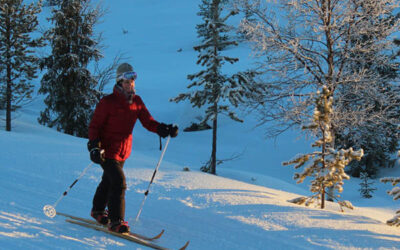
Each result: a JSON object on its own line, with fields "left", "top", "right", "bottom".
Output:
{"left": 38, "top": 0, "right": 102, "bottom": 137}
{"left": 171, "top": 0, "right": 256, "bottom": 174}
{"left": 283, "top": 86, "right": 364, "bottom": 210}
{"left": 359, "top": 171, "right": 376, "bottom": 199}
{"left": 380, "top": 177, "right": 400, "bottom": 226}
{"left": 0, "top": 0, "right": 44, "bottom": 131}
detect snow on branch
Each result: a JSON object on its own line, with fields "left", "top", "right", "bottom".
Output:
{"left": 380, "top": 176, "right": 400, "bottom": 226}
{"left": 233, "top": 0, "right": 400, "bottom": 140}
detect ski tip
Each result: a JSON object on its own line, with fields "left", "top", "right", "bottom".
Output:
{"left": 179, "top": 240, "right": 190, "bottom": 250}
{"left": 153, "top": 229, "right": 165, "bottom": 239}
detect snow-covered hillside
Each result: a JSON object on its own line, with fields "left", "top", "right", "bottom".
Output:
{"left": 1, "top": 0, "right": 400, "bottom": 249}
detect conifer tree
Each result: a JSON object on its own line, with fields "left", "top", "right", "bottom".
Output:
{"left": 283, "top": 86, "right": 363, "bottom": 209}
{"left": 0, "top": 0, "right": 44, "bottom": 131}
{"left": 381, "top": 177, "right": 400, "bottom": 226}
{"left": 38, "top": 0, "right": 102, "bottom": 137}
{"left": 359, "top": 171, "right": 376, "bottom": 199}
{"left": 171, "top": 0, "right": 256, "bottom": 174}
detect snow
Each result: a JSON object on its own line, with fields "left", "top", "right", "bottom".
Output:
{"left": 1, "top": 0, "right": 400, "bottom": 249}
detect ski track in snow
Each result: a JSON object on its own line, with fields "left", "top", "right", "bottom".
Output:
{"left": 1, "top": 118, "right": 400, "bottom": 249}
{"left": 2, "top": 151, "right": 400, "bottom": 249}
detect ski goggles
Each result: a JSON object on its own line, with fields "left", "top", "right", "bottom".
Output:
{"left": 117, "top": 71, "right": 137, "bottom": 81}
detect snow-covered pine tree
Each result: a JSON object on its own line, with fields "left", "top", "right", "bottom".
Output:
{"left": 38, "top": 0, "right": 102, "bottom": 137}
{"left": 171, "top": 0, "right": 256, "bottom": 174}
{"left": 380, "top": 177, "right": 400, "bottom": 226}
{"left": 359, "top": 171, "right": 376, "bottom": 199}
{"left": 0, "top": 0, "right": 44, "bottom": 131}
{"left": 283, "top": 86, "right": 363, "bottom": 210}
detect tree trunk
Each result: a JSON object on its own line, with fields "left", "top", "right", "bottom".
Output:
{"left": 6, "top": 64, "right": 12, "bottom": 132}
{"left": 321, "top": 186, "right": 325, "bottom": 209}
{"left": 209, "top": 0, "right": 219, "bottom": 175}
{"left": 320, "top": 120, "right": 327, "bottom": 209}
{"left": 5, "top": 11, "right": 11, "bottom": 132}
{"left": 210, "top": 102, "right": 218, "bottom": 175}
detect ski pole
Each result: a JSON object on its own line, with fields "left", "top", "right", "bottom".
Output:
{"left": 43, "top": 162, "right": 94, "bottom": 218}
{"left": 133, "top": 136, "right": 171, "bottom": 226}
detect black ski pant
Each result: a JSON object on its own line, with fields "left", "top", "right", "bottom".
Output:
{"left": 92, "top": 158, "right": 126, "bottom": 222}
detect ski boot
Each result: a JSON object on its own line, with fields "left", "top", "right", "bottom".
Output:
{"left": 109, "top": 219, "right": 130, "bottom": 233}
{"left": 91, "top": 210, "right": 109, "bottom": 225}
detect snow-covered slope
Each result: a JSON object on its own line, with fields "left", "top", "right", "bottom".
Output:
{"left": 1, "top": 113, "right": 400, "bottom": 250}
{"left": 1, "top": 0, "right": 400, "bottom": 249}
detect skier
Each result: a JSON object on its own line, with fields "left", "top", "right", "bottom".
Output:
{"left": 87, "top": 63, "right": 178, "bottom": 233}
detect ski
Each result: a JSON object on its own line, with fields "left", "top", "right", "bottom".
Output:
{"left": 66, "top": 219, "right": 190, "bottom": 250}
{"left": 56, "top": 211, "right": 164, "bottom": 241}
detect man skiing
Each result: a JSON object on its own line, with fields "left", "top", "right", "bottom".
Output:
{"left": 87, "top": 63, "right": 178, "bottom": 233}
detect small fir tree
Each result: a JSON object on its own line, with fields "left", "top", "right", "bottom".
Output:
{"left": 380, "top": 176, "right": 400, "bottom": 226}
{"left": 359, "top": 170, "right": 376, "bottom": 199}
{"left": 171, "top": 0, "right": 256, "bottom": 174}
{"left": 39, "top": 0, "right": 102, "bottom": 137}
{"left": 0, "top": 0, "right": 44, "bottom": 131}
{"left": 283, "top": 86, "right": 363, "bottom": 210}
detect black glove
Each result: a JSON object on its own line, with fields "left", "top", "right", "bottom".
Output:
{"left": 87, "top": 139, "right": 105, "bottom": 164}
{"left": 157, "top": 123, "right": 179, "bottom": 138}
{"left": 169, "top": 124, "right": 178, "bottom": 137}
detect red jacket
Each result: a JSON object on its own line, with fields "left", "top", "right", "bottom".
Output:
{"left": 89, "top": 86, "right": 160, "bottom": 161}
